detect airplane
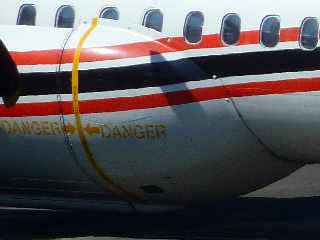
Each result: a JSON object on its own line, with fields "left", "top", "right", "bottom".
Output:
{"left": 0, "top": 0, "right": 319, "bottom": 213}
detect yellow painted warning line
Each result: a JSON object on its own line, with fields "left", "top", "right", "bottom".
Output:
{"left": 71, "top": 18, "right": 141, "bottom": 201}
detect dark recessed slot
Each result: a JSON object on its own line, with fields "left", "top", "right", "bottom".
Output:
{"left": 140, "top": 185, "right": 164, "bottom": 194}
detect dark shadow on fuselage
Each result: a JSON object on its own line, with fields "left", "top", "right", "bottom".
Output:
{"left": 149, "top": 51, "right": 209, "bottom": 121}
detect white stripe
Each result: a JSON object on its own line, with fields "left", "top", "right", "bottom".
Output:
{"left": 17, "top": 41, "right": 299, "bottom": 73}
{"left": 74, "top": 41, "right": 298, "bottom": 71}
{"left": 18, "top": 65, "right": 58, "bottom": 73}
{"left": 14, "top": 78, "right": 217, "bottom": 103}
{"left": 15, "top": 95, "right": 58, "bottom": 104}
{"left": 222, "top": 70, "right": 320, "bottom": 85}
{"left": 77, "top": 78, "right": 217, "bottom": 101}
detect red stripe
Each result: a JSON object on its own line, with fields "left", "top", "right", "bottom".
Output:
{"left": 226, "top": 77, "right": 320, "bottom": 97}
{"left": 280, "top": 28, "right": 300, "bottom": 42}
{"left": 0, "top": 101, "right": 65, "bottom": 117}
{"left": 11, "top": 49, "right": 62, "bottom": 66}
{"left": 1, "top": 77, "right": 319, "bottom": 117}
{"left": 10, "top": 28, "right": 299, "bottom": 66}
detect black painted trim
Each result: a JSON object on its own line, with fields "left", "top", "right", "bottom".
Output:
{"left": 18, "top": 48, "right": 320, "bottom": 96}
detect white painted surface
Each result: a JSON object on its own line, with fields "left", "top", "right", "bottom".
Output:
{"left": 0, "top": 0, "right": 316, "bottom": 212}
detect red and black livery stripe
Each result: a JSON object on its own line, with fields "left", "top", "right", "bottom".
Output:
{"left": 17, "top": 47, "right": 320, "bottom": 96}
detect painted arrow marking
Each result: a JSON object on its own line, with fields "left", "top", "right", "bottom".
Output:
{"left": 64, "top": 122, "right": 76, "bottom": 134}
{"left": 64, "top": 122, "right": 101, "bottom": 136}
{"left": 84, "top": 123, "right": 101, "bottom": 135}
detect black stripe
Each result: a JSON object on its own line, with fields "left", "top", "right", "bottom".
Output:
{"left": 19, "top": 72, "right": 60, "bottom": 96}
{"left": 20, "top": 57, "right": 208, "bottom": 96}
{"left": 18, "top": 48, "right": 320, "bottom": 96}
{"left": 193, "top": 48, "right": 320, "bottom": 77}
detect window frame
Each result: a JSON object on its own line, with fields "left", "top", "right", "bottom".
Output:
{"left": 221, "top": 13, "right": 241, "bottom": 46}
{"left": 260, "top": 15, "right": 281, "bottom": 48}
{"left": 183, "top": 11, "right": 205, "bottom": 45}
{"left": 142, "top": 9, "right": 164, "bottom": 32}
{"left": 299, "top": 17, "right": 319, "bottom": 51}
{"left": 99, "top": 7, "right": 119, "bottom": 20}
{"left": 17, "top": 4, "right": 37, "bottom": 26}
{"left": 55, "top": 5, "right": 75, "bottom": 28}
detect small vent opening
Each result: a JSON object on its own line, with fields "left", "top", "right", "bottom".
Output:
{"left": 0, "top": 40, "right": 20, "bottom": 107}
{"left": 140, "top": 185, "right": 164, "bottom": 194}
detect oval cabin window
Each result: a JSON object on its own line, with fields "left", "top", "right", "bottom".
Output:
{"left": 261, "top": 15, "right": 281, "bottom": 48}
{"left": 143, "top": 9, "right": 163, "bottom": 32}
{"left": 100, "top": 7, "right": 119, "bottom": 20}
{"left": 55, "top": 5, "right": 75, "bottom": 28}
{"left": 184, "top": 11, "right": 204, "bottom": 44}
{"left": 221, "top": 13, "right": 241, "bottom": 46}
{"left": 300, "top": 17, "right": 319, "bottom": 50}
{"left": 17, "top": 4, "right": 36, "bottom": 26}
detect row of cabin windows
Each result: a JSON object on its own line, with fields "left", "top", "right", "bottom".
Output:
{"left": 185, "top": 13, "right": 320, "bottom": 50}
{"left": 16, "top": 5, "right": 320, "bottom": 50}
{"left": 17, "top": 4, "right": 119, "bottom": 28}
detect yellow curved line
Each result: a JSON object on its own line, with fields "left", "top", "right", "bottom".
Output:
{"left": 72, "top": 18, "right": 141, "bottom": 201}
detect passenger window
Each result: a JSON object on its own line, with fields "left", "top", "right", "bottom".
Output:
{"left": 143, "top": 9, "right": 163, "bottom": 32}
{"left": 55, "top": 6, "right": 75, "bottom": 28}
{"left": 300, "top": 17, "right": 319, "bottom": 50}
{"left": 100, "top": 7, "right": 119, "bottom": 20}
{"left": 17, "top": 4, "right": 36, "bottom": 26}
{"left": 260, "top": 16, "right": 280, "bottom": 48}
{"left": 221, "top": 13, "right": 241, "bottom": 46}
{"left": 184, "top": 11, "right": 204, "bottom": 44}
